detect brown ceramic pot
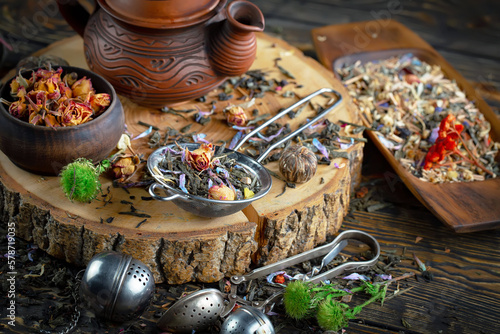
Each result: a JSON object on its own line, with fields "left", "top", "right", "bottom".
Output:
{"left": 0, "top": 66, "right": 125, "bottom": 175}
{"left": 56, "top": 0, "right": 265, "bottom": 108}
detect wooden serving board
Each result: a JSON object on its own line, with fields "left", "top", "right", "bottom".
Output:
{"left": 312, "top": 20, "right": 500, "bottom": 233}
{"left": 0, "top": 33, "right": 364, "bottom": 284}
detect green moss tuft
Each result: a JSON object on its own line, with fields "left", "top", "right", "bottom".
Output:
{"left": 60, "top": 158, "right": 101, "bottom": 202}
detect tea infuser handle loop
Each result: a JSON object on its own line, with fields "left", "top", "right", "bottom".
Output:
{"left": 231, "top": 87, "right": 343, "bottom": 162}
{"left": 304, "top": 230, "right": 380, "bottom": 284}
{"left": 148, "top": 183, "right": 183, "bottom": 201}
{"left": 230, "top": 230, "right": 379, "bottom": 286}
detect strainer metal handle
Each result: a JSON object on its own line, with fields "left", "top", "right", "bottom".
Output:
{"left": 232, "top": 87, "right": 343, "bottom": 163}
{"left": 148, "top": 182, "right": 183, "bottom": 202}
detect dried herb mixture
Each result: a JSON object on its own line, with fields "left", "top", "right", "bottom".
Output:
{"left": 151, "top": 143, "right": 261, "bottom": 201}
{"left": 337, "top": 53, "right": 499, "bottom": 183}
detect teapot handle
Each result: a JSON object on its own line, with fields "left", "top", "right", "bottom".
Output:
{"left": 56, "top": 0, "right": 94, "bottom": 37}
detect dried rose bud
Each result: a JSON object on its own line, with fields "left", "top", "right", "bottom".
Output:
{"left": 186, "top": 143, "right": 214, "bottom": 171}
{"left": 10, "top": 74, "right": 31, "bottom": 96}
{"left": 43, "top": 114, "right": 61, "bottom": 128}
{"left": 63, "top": 72, "right": 79, "bottom": 87}
{"left": 57, "top": 100, "right": 93, "bottom": 126}
{"left": 8, "top": 87, "right": 28, "bottom": 119}
{"left": 34, "top": 67, "right": 62, "bottom": 81}
{"left": 226, "top": 105, "right": 247, "bottom": 126}
{"left": 279, "top": 145, "right": 318, "bottom": 183}
{"left": 208, "top": 184, "right": 235, "bottom": 201}
{"left": 59, "top": 82, "right": 73, "bottom": 100}
{"left": 71, "top": 77, "right": 94, "bottom": 98}
{"left": 26, "top": 91, "right": 49, "bottom": 125}
{"left": 28, "top": 111, "right": 44, "bottom": 125}
{"left": 34, "top": 77, "right": 61, "bottom": 100}
{"left": 9, "top": 100, "right": 28, "bottom": 119}
{"left": 112, "top": 155, "right": 141, "bottom": 181}
{"left": 10, "top": 78, "right": 20, "bottom": 95}
{"left": 89, "top": 93, "right": 111, "bottom": 115}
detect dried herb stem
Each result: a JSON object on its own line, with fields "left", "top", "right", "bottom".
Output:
{"left": 455, "top": 130, "right": 495, "bottom": 176}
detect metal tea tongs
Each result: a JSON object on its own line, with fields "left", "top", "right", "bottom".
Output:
{"left": 223, "top": 229, "right": 380, "bottom": 315}
{"left": 157, "top": 230, "right": 380, "bottom": 333}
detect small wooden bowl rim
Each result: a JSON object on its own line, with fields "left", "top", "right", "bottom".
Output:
{"left": 0, "top": 66, "right": 120, "bottom": 132}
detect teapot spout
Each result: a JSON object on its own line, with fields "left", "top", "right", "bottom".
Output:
{"left": 209, "top": 0, "right": 265, "bottom": 77}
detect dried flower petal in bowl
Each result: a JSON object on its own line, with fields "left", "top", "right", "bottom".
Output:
{"left": 0, "top": 66, "right": 124, "bottom": 175}
{"left": 1, "top": 66, "right": 111, "bottom": 127}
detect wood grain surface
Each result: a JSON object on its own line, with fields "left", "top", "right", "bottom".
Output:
{"left": 311, "top": 20, "right": 500, "bottom": 233}
{"left": 0, "top": 33, "right": 364, "bottom": 284}
{"left": 0, "top": 1, "right": 499, "bottom": 333}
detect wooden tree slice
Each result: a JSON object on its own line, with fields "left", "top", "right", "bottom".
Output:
{"left": 0, "top": 33, "right": 363, "bottom": 284}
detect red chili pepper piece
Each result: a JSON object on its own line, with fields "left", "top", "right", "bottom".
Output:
{"left": 423, "top": 114, "right": 463, "bottom": 170}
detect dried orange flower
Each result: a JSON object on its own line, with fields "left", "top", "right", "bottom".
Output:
{"left": 186, "top": 143, "right": 214, "bottom": 171}
{"left": 112, "top": 155, "right": 141, "bottom": 182}
{"left": 208, "top": 184, "right": 236, "bottom": 201}
{"left": 71, "top": 77, "right": 93, "bottom": 98}
{"left": 226, "top": 105, "right": 247, "bottom": 126}
{"left": 57, "top": 100, "right": 93, "bottom": 126}
{"left": 89, "top": 93, "right": 111, "bottom": 115}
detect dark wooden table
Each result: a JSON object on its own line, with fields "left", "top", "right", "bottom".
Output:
{"left": 0, "top": 1, "right": 499, "bottom": 333}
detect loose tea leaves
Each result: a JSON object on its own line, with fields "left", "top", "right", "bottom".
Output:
{"left": 152, "top": 143, "right": 261, "bottom": 200}
{"left": 337, "top": 53, "right": 499, "bottom": 183}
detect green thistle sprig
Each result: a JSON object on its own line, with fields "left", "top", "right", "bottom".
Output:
{"left": 283, "top": 279, "right": 389, "bottom": 332}
{"left": 59, "top": 158, "right": 110, "bottom": 202}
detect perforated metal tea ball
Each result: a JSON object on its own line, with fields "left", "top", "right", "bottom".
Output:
{"left": 278, "top": 144, "right": 318, "bottom": 183}
{"left": 79, "top": 251, "right": 155, "bottom": 323}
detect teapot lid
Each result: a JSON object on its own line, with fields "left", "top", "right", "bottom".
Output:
{"left": 98, "top": 0, "right": 226, "bottom": 28}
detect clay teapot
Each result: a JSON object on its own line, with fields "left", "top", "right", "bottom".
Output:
{"left": 56, "top": 0, "right": 264, "bottom": 107}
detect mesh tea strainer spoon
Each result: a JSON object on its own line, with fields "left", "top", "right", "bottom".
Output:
{"left": 156, "top": 288, "right": 226, "bottom": 333}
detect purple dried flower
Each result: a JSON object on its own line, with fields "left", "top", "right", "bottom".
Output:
{"left": 313, "top": 138, "right": 330, "bottom": 161}
{"left": 178, "top": 174, "right": 188, "bottom": 194}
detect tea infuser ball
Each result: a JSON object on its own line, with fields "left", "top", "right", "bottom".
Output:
{"left": 79, "top": 251, "right": 155, "bottom": 322}
{"left": 220, "top": 305, "right": 275, "bottom": 334}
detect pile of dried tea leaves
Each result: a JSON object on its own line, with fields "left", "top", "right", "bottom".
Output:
{"left": 151, "top": 143, "right": 261, "bottom": 200}
{"left": 337, "top": 53, "right": 499, "bottom": 183}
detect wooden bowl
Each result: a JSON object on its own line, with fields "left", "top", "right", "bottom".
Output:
{"left": 0, "top": 66, "right": 125, "bottom": 175}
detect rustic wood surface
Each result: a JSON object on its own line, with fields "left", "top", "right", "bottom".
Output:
{"left": 311, "top": 20, "right": 500, "bottom": 233}
{"left": 0, "top": 33, "right": 363, "bottom": 284}
{"left": 0, "top": 1, "right": 499, "bottom": 333}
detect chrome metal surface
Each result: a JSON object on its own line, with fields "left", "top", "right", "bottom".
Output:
{"left": 157, "top": 288, "right": 225, "bottom": 333}
{"left": 79, "top": 251, "right": 155, "bottom": 323}
{"left": 220, "top": 306, "right": 275, "bottom": 334}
